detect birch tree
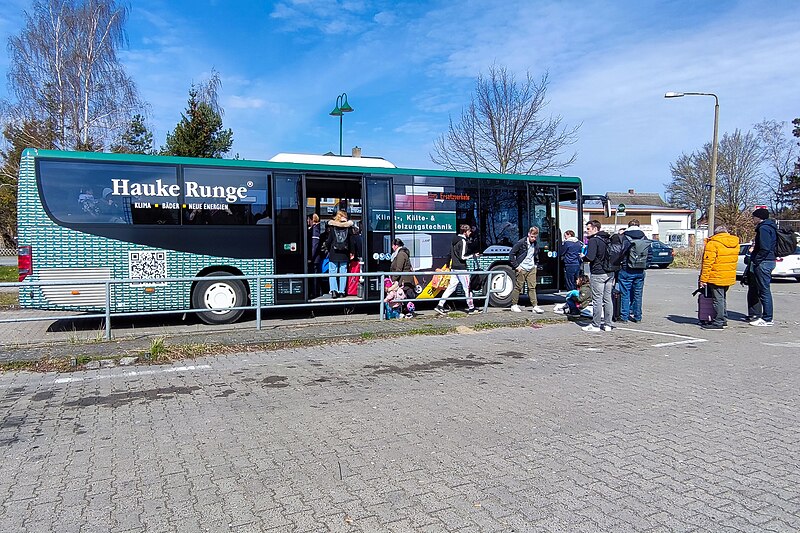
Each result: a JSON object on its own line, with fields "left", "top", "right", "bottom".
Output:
{"left": 5, "top": 0, "right": 141, "bottom": 151}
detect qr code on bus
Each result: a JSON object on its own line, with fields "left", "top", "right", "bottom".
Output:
{"left": 129, "top": 251, "right": 167, "bottom": 286}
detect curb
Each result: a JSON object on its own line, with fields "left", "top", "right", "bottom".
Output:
{"left": 0, "top": 311, "right": 570, "bottom": 368}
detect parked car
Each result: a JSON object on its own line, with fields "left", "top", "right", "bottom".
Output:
{"left": 647, "top": 240, "right": 674, "bottom": 268}
{"left": 736, "top": 242, "right": 800, "bottom": 281}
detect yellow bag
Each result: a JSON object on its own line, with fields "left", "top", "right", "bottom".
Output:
{"left": 430, "top": 263, "right": 451, "bottom": 289}
{"left": 419, "top": 262, "right": 452, "bottom": 299}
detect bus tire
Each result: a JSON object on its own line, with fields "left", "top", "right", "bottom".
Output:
{"left": 192, "top": 271, "right": 247, "bottom": 325}
{"left": 487, "top": 265, "right": 515, "bottom": 307}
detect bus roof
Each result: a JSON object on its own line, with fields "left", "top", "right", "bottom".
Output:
{"left": 269, "top": 152, "right": 397, "bottom": 168}
{"left": 23, "top": 148, "right": 581, "bottom": 184}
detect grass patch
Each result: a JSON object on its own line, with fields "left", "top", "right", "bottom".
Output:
{"left": 0, "top": 266, "right": 16, "bottom": 283}
{"left": 671, "top": 248, "right": 702, "bottom": 270}
{"left": 0, "top": 292, "right": 18, "bottom": 309}
{"left": 472, "top": 321, "right": 519, "bottom": 331}
{"left": 0, "top": 357, "right": 78, "bottom": 373}
{"left": 0, "top": 316, "right": 540, "bottom": 373}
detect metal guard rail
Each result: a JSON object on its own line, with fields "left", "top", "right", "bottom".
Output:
{"left": 0, "top": 270, "right": 508, "bottom": 340}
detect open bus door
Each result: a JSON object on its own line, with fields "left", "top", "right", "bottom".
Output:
{"left": 580, "top": 194, "right": 612, "bottom": 239}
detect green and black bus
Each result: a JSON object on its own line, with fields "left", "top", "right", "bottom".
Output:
{"left": 17, "top": 149, "right": 600, "bottom": 324}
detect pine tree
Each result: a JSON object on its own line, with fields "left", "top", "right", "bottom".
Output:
{"left": 0, "top": 119, "right": 57, "bottom": 246}
{"left": 112, "top": 114, "right": 154, "bottom": 154}
{"left": 162, "top": 89, "right": 233, "bottom": 158}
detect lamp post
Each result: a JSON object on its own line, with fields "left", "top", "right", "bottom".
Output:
{"left": 665, "top": 91, "right": 719, "bottom": 237}
{"left": 329, "top": 93, "right": 354, "bottom": 156}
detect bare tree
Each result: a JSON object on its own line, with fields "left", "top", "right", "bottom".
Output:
{"left": 430, "top": 65, "right": 579, "bottom": 175}
{"left": 666, "top": 149, "right": 711, "bottom": 217}
{"left": 5, "top": 0, "right": 141, "bottom": 151}
{"left": 754, "top": 119, "right": 797, "bottom": 214}
{"left": 667, "top": 129, "right": 764, "bottom": 233}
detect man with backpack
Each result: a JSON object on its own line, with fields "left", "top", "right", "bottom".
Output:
{"left": 616, "top": 219, "right": 651, "bottom": 324}
{"left": 747, "top": 208, "right": 777, "bottom": 326}
{"left": 325, "top": 210, "right": 354, "bottom": 299}
{"left": 582, "top": 220, "right": 615, "bottom": 332}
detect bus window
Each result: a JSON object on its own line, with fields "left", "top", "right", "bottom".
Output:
{"left": 38, "top": 160, "right": 179, "bottom": 225}
{"left": 182, "top": 167, "right": 269, "bottom": 225}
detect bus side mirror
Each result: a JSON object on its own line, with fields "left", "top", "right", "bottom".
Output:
{"left": 603, "top": 198, "right": 612, "bottom": 218}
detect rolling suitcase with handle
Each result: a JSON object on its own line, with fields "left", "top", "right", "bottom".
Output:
{"left": 694, "top": 286, "right": 716, "bottom": 324}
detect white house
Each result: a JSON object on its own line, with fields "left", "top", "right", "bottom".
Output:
{"left": 582, "top": 190, "right": 696, "bottom": 246}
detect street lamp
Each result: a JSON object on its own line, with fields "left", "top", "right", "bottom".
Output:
{"left": 329, "top": 93, "right": 354, "bottom": 156}
{"left": 665, "top": 91, "right": 719, "bottom": 236}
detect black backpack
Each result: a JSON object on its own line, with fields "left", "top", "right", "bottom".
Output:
{"left": 601, "top": 235, "right": 624, "bottom": 273}
{"left": 775, "top": 227, "right": 797, "bottom": 257}
{"left": 332, "top": 227, "right": 349, "bottom": 252}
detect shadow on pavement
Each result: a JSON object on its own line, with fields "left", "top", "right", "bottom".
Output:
{"left": 665, "top": 314, "right": 701, "bottom": 325}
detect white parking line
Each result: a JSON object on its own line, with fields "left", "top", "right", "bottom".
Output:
{"left": 615, "top": 326, "right": 707, "bottom": 348}
{"left": 763, "top": 342, "right": 800, "bottom": 348}
{"left": 52, "top": 364, "right": 213, "bottom": 384}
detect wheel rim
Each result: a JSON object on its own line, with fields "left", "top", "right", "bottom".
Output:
{"left": 491, "top": 272, "right": 513, "bottom": 298}
{"left": 203, "top": 282, "right": 237, "bottom": 314}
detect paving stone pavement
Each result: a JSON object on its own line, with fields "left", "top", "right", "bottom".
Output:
{"left": 1, "top": 310, "right": 799, "bottom": 532}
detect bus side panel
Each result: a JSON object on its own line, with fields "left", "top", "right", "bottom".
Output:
{"left": 17, "top": 152, "right": 275, "bottom": 314}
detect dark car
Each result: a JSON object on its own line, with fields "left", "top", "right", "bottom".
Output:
{"left": 647, "top": 240, "right": 674, "bottom": 268}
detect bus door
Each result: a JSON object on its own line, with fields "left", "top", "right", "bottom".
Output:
{"left": 364, "top": 176, "right": 393, "bottom": 299}
{"left": 528, "top": 184, "right": 558, "bottom": 290}
{"left": 304, "top": 176, "right": 363, "bottom": 300}
{"left": 273, "top": 174, "right": 305, "bottom": 303}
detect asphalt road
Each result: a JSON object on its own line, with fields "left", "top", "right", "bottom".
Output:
{"left": 1, "top": 269, "right": 799, "bottom": 531}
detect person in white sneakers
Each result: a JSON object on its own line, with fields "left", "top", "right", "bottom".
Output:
{"left": 581, "top": 220, "right": 614, "bottom": 332}
{"left": 508, "top": 226, "right": 544, "bottom": 314}
{"left": 435, "top": 224, "right": 482, "bottom": 315}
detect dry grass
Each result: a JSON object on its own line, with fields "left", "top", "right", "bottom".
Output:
{"left": 0, "top": 292, "right": 18, "bottom": 309}
{"left": 671, "top": 248, "right": 702, "bottom": 270}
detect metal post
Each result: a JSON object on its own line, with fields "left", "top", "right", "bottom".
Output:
{"left": 664, "top": 91, "right": 718, "bottom": 236}
{"left": 379, "top": 274, "right": 385, "bottom": 321}
{"left": 104, "top": 280, "right": 111, "bottom": 340}
{"left": 482, "top": 272, "right": 492, "bottom": 313}
{"left": 338, "top": 114, "right": 343, "bottom": 156}
{"left": 255, "top": 275, "right": 262, "bottom": 331}
{"left": 708, "top": 98, "right": 719, "bottom": 236}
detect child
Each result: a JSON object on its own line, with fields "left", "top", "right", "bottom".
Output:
{"left": 554, "top": 273, "right": 592, "bottom": 316}
{"left": 383, "top": 279, "right": 403, "bottom": 319}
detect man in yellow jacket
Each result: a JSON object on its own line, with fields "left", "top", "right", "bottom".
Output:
{"left": 699, "top": 225, "right": 740, "bottom": 330}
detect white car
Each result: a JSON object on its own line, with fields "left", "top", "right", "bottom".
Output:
{"left": 736, "top": 242, "right": 800, "bottom": 281}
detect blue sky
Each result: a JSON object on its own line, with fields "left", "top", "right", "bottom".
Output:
{"left": 1, "top": 0, "right": 799, "bottom": 196}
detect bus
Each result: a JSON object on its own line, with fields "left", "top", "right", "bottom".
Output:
{"left": 17, "top": 148, "right": 604, "bottom": 324}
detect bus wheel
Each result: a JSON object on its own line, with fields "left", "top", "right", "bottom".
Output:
{"left": 192, "top": 271, "right": 247, "bottom": 325}
{"left": 488, "top": 265, "right": 515, "bottom": 307}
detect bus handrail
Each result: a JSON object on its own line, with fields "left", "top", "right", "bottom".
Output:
{"left": 0, "top": 269, "right": 509, "bottom": 340}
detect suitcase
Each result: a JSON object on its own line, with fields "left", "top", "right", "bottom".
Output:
{"left": 346, "top": 260, "right": 362, "bottom": 296}
{"left": 697, "top": 291, "right": 716, "bottom": 324}
{"left": 612, "top": 289, "right": 621, "bottom": 321}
